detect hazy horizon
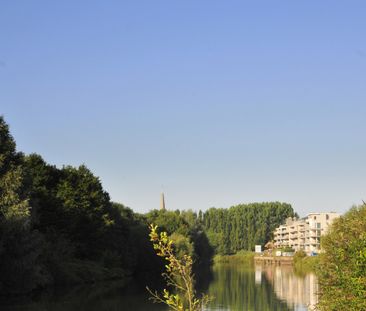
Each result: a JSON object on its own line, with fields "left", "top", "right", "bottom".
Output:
{"left": 1, "top": 1, "right": 365, "bottom": 215}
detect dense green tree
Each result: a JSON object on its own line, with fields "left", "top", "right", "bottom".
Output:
{"left": 0, "top": 116, "right": 46, "bottom": 294}
{"left": 54, "top": 165, "right": 115, "bottom": 259}
{"left": 317, "top": 204, "right": 366, "bottom": 310}
{"left": 146, "top": 209, "right": 214, "bottom": 279}
{"left": 23, "top": 153, "right": 62, "bottom": 229}
{"left": 0, "top": 117, "right": 141, "bottom": 291}
{"left": 146, "top": 209, "right": 190, "bottom": 236}
{"left": 0, "top": 116, "right": 19, "bottom": 175}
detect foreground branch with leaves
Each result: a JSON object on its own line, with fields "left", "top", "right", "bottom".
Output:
{"left": 147, "top": 224, "right": 210, "bottom": 311}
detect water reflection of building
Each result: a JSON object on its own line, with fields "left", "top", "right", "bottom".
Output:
{"left": 255, "top": 265, "right": 262, "bottom": 284}
{"left": 258, "top": 265, "right": 319, "bottom": 310}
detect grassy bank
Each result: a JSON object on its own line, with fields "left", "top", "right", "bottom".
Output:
{"left": 294, "top": 256, "right": 319, "bottom": 273}
{"left": 293, "top": 251, "right": 319, "bottom": 274}
{"left": 213, "top": 251, "right": 255, "bottom": 265}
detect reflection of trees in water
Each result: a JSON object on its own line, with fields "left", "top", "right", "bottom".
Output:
{"left": 195, "top": 262, "right": 214, "bottom": 292}
{"left": 261, "top": 265, "right": 318, "bottom": 310}
{"left": 1, "top": 265, "right": 317, "bottom": 311}
{"left": 0, "top": 280, "right": 167, "bottom": 311}
{"left": 207, "top": 264, "right": 292, "bottom": 311}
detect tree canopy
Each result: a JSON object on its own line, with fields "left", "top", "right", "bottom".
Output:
{"left": 317, "top": 204, "right": 366, "bottom": 310}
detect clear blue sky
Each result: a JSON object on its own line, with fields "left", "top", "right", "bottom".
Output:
{"left": 1, "top": 1, "right": 365, "bottom": 215}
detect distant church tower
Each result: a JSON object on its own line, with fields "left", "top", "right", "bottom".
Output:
{"left": 160, "top": 193, "right": 166, "bottom": 210}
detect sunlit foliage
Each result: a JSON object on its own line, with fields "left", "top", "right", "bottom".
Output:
{"left": 147, "top": 224, "right": 210, "bottom": 311}
{"left": 317, "top": 204, "right": 366, "bottom": 311}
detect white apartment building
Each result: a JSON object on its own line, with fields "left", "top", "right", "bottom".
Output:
{"left": 274, "top": 212, "right": 340, "bottom": 253}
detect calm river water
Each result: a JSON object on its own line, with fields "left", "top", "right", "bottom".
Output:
{"left": 0, "top": 264, "right": 318, "bottom": 311}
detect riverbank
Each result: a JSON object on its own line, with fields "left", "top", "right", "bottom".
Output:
{"left": 253, "top": 253, "right": 319, "bottom": 274}
{"left": 213, "top": 251, "right": 255, "bottom": 264}
{"left": 293, "top": 255, "right": 319, "bottom": 274}
{"left": 254, "top": 255, "right": 294, "bottom": 265}
{"left": 214, "top": 249, "right": 320, "bottom": 275}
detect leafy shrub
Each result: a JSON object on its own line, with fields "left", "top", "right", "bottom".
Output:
{"left": 317, "top": 205, "right": 366, "bottom": 310}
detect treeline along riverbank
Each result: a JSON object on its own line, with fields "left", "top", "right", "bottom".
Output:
{"left": 0, "top": 116, "right": 295, "bottom": 296}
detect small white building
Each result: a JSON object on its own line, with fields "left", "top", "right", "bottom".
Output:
{"left": 273, "top": 212, "right": 340, "bottom": 254}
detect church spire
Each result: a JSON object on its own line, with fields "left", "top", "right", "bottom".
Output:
{"left": 160, "top": 192, "right": 166, "bottom": 210}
